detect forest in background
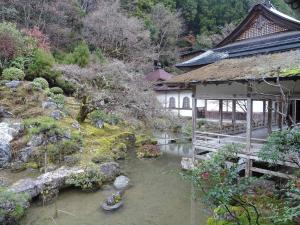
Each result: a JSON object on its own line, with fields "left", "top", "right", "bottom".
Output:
{"left": 0, "top": 0, "right": 296, "bottom": 63}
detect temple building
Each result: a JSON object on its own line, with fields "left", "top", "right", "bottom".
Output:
{"left": 167, "top": 3, "right": 300, "bottom": 178}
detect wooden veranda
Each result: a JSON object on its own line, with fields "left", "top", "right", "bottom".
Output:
{"left": 191, "top": 81, "right": 300, "bottom": 179}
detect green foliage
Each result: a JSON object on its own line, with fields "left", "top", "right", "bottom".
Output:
{"left": 66, "top": 166, "right": 104, "bottom": 191}
{"left": 259, "top": 128, "right": 300, "bottom": 165}
{"left": 122, "top": 0, "right": 297, "bottom": 36}
{"left": 32, "top": 77, "right": 49, "bottom": 90}
{"left": 207, "top": 205, "right": 271, "bottom": 225}
{"left": 55, "top": 77, "right": 77, "bottom": 95}
{"left": 183, "top": 144, "right": 277, "bottom": 225}
{"left": 72, "top": 42, "right": 90, "bottom": 67}
{"left": 46, "top": 139, "right": 81, "bottom": 162}
{"left": 280, "top": 67, "right": 300, "bottom": 77}
{"left": 0, "top": 187, "right": 29, "bottom": 221}
{"left": 9, "top": 57, "right": 26, "bottom": 70}
{"left": 1, "top": 67, "right": 25, "bottom": 81}
{"left": 24, "top": 116, "right": 83, "bottom": 164}
{"left": 24, "top": 116, "right": 63, "bottom": 137}
{"left": 63, "top": 42, "right": 90, "bottom": 67}
{"left": 272, "top": 180, "right": 300, "bottom": 224}
{"left": 49, "top": 87, "right": 64, "bottom": 95}
{"left": 52, "top": 94, "right": 65, "bottom": 107}
{"left": 27, "top": 48, "right": 55, "bottom": 80}
{"left": 94, "top": 48, "right": 106, "bottom": 64}
{"left": 89, "top": 110, "right": 120, "bottom": 126}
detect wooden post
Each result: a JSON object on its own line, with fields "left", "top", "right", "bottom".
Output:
{"left": 267, "top": 100, "right": 272, "bottom": 134}
{"left": 165, "top": 91, "right": 167, "bottom": 111}
{"left": 178, "top": 91, "right": 180, "bottom": 117}
{"left": 278, "top": 101, "right": 283, "bottom": 131}
{"left": 245, "top": 91, "right": 253, "bottom": 177}
{"left": 192, "top": 97, "right": 197, "bottom": 161}
{"left": 293, "top": 100, "right": 297, "bottom": 125}
{"left": 204, "top": 100, "right": 207, "bottom": 118}
{"left": 232, "top": 99, "right": 236, "bottom": 131}
{"left": 219, "top": 99, "right": 223, "bottom": 131}
{"left": 263, "top": 100, "right": 266, "bottom": 126}
{"left": 274, "top": 102, "right": 278, "bottom": 124}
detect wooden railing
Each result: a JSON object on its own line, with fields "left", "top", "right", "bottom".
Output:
{"left": 193, "top": 130, "right": 299, "bottom": 172}
{"left": 194, "top": 131, "right": 266, "bottom": 154}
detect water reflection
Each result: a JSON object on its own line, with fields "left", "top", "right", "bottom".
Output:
{"left": 20, "top": 133, "right": 209, "bottom": 225}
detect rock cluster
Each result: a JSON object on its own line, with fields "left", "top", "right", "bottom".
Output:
{"left": 10, "top": 162, "right": 121, "bottom": 203}
{"left": 0, "top": 122, "right": 23, "bottom": 168}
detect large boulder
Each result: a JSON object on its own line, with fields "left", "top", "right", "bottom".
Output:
{"left": 0, "top": 143, "right": 11, "bottom": 168}
{"left": 27, "top": 135, "right": 43, "bottom": 147}
{"left": 5, "top": 80, "right": 22, "bottom": 89}
{"left": 113, "top": 175, "right": 130, "bottom": 190}
{"left": 181, "top": 157, "right": 196, "bottom": 170}
{"left": 51, "top": 110, "right": 64, "bottom": 120}
{"left": 0, "top": 107, "right": 13, "bottom": 119}
{"left": 99, "top": 162, "right": 121, "bottom": 182}
{"left": 10, "top": 166, "right": 84, "bottom": 200}
{"left": 0, "top": 122, "right": 23, "bottom": 168}
{"left": 17, "top": 147, "right": 33, "bottom": 163}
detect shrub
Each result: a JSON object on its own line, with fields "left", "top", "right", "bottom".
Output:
{"left": 50, "top": 87, "right": 64, "bottom": 95}
{"left": 24, "top": 116, "right": 63, "bottom": 137}
{"left": 0, "top": 187, "right": 29, "bottom": 222}
{"left": 46, "top": 139, "right": 81, "bottom": 163}
{"left": 52, "top": 94, "right": 65, "bottom": 106}
{"left": 21, "top": 26, "right": 50, "bottom": 51}
{"left": 9, "top": 57, "right": 26, "bottom": 70}
{"left": 63, "top": 42, "right": 90, "bottom": 67}
{"left": 1, "top": 67, "right": 25, "bottom": 81}
{"left": 94, "top": 48, "right": 106, "bottom": 64}
{"left": 32, "top": 77, "right": 49, "bottom": 90}
{"left": 89, "top": 110, "right": 120, "bottom": 126}
{"left": 66, "top": 166, "right": 104, "bottom": 191}
{"left": 55, "top": 77, "right": 77, "bottom": 95}
{"left": 27, "top": 48, "right": 55, "bottom": 80}
{"left": 0, "top": 22, "right": 25, "bottom": 68}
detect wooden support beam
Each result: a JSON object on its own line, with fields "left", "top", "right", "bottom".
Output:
{"left": 204, "top": 100, "right": 207, "bottom": 118}
{"left": 274, "top": 102, "right": 278, "bottom": 124}
{"left": 219, "top": 99, "right": 223, "bottom": 130}
{"left": 267, "top": 100, "right": 272, "bottom": 134}
{"left": 251, "top": 167, "right": 297, "bottom": 180}
{"left": 278, "top": 101, "right": 283, "bottom": 131}
{"left": 263, "top": 100, "right": 266, "bottom": 126}
{"left": 192, "top": 97, "right": 197, "bottom": 161}
{"left": 245, "top": 93, "right": 253, "bottom": 177}
{"left": 293, "top": 100, "right": 297, "bottom": 125}
{"left": 232, "top": 99, "right": 236, "bottom": 131}
{"left": 178, "top": 91, "right": 180, "bottom": 117}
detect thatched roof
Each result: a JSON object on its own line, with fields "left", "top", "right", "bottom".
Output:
{"left": 169, "top": 50, "right": 300, "bottom": 84}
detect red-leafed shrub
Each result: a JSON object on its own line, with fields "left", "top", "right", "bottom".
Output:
{"left": 22, "top": 26, "right": 51, "bottom": 52}
{"left": 0, "top": 22, "right": 25, "bottom": 68}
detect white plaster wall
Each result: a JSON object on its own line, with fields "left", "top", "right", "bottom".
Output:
{"left": 179, "top": 109, "right": 192, "bottom": 117}
{"left": 155, "top": 90, "right": 266, "bottom": 118}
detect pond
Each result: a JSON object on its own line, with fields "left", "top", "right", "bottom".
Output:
{"left": 20, "top": 135, "right": 210, "bottom": 225}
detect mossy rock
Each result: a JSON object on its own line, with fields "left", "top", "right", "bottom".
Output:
{"left": 137, "top": 144, "right": 161, "bottom": 159}
{"left": 91, "top": 154, "right": 114, "bottom": 164}
{"left": 135, "top": 135, "right": 157, "bottom": 147}
{"left": 25, "top": 162, "right": 39, "bottom": 170}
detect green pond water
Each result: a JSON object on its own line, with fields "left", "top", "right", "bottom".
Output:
{"left": 19, "top": 140, "right": 209, "bottom": 225}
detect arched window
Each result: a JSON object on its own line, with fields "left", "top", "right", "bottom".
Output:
{"left": 169, "top": 97, "right": 176, "bottom": 108}
{"left": 182, "top": 97, "right": 190, "bottom": 109}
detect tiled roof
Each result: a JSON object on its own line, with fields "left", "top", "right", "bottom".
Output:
{"left": 145, "top": 69, "right": 173, "bottom": 82}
